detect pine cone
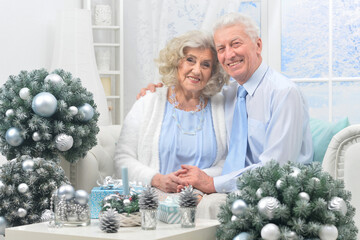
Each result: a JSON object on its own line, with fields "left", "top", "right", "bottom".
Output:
{"left": 100, "top": 208, "right": 120, "bottom": 233}
{"left": 139, "top": 186, "right": 158, "bottom": 210}
{"left": 179, "top": 185, "right": 197, "bottom": 208}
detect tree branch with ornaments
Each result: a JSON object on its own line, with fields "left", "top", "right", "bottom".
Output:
{"left": 217, "top": 161, "right": 358, "bottom": 240}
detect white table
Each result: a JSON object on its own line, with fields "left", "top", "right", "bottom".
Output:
{"left": 5, "top": 219, "right": 219, "bottom": 240}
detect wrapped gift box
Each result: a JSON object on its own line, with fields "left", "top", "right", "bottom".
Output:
{"left": 90, "top": 186, "right": 144, "bottom": 219}
{"left": 90, "top": 187, "right": 123, "bottom": 219}
{"left": 157, "top": 197, "right": 181, "bottom": 224}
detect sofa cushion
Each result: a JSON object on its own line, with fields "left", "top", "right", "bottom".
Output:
{"left": 310, "top": 117, "right": 350, "bottom": 163}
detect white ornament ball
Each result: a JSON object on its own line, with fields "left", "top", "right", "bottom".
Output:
{"left": 0, "top": 216, "right": 7, "bottom": 235}
{"left": 256, "top": 188, "right": 263, "bottom": 199}
{"left": 233, "top": 232, "right": 251, "bottom": 240}
{"left": 257, "top": 197, "right": 280, "bottom": 220}
{"left": 231, "top": 199, "right": 248, "bottom": 216}
{"left": 5, "top": 109, "right": 15, "bottom": 117}
{"left": 5, "top": 127, "right": 23, "bottom": 146}
{"left": 32, "top": 92, "right": 57, "bottom": 117}
{"left": 69, "top": 106, "right": 78, "bottom": 116}
{"left": 298, "top": 192, "right": 310, "bottom": 202}
{"left": 123, "top": 199, "right": 131, "bottom": 206}
{"left": 55, "top": 134, "right": 74, "bottom": 152}
{"left": 289, "top": 167, "right": 301, "bottom": 177}
{"left": 0, "top": 180, "right": 4, "bottom": 190}
{"left": 78, "top": 103, "right": 94, "bottom": 122}
{"left": 311, "top": 177, "right": 320, "bottom": 183}
{"left": 231, "top": 215, "right": 238, "bottom": 222}
{"left": 19, "top": 87, "right": 31, "bottom": 100}
{"left": 32, "top": 132, "right": 41, "bottom": 141}
{"left": 261, "top": 223, "right": 281, "bottom": 240}
{"left": 44, "top": 73, "right": 64, "bottom": 85}
{"left": 328, "top": 197, "right": 348, "bottom": 216}
{"left": 58, "top": 184, "right": 75, "bottom": 200}
{"left": 17, "top": 208, "right": 27, "bottom": 218}
{"left": 319, "top": 225, "right": 338, "bottom": 240}
{"left": 75, "top": 190, "right": 89, "bottom": 205}
{"left": 275, "top": 179, "right": 283, "bottom": 189}
{"left": 17, "top": 183, "right": 29, "bottom": 193}
{"left": 286, "top": 231, "right": 298, "bottom": 240}
{"left": 22, "top": 159, "right": 35, "bottom": 172}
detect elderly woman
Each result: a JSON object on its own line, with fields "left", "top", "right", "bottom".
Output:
{"left": 114, "top": 30, "right": 228, "bottom": 193}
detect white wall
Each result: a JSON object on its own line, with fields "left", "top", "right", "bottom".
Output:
{"left": 0, "top": 0, "right": 82, "bottom": 84}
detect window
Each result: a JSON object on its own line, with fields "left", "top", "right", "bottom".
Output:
{"left": 280, "top": 0, "right": 360, "bottom": 123}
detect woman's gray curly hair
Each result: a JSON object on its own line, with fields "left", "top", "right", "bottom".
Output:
{"left": 156, "top": 30, "right": 229, "bottom": 97}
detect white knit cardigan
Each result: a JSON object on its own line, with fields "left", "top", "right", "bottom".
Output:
{"left": 114, "top": 87, "right": 227, "bottom": 185}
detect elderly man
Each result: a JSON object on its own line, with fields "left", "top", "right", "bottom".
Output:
{"left": 137, "top": 13, "right": 313, "bottom": 213}
{"left": 175, "top": 13, "right": 313, "bottom": 195}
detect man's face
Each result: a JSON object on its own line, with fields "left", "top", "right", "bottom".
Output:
{"left": 214, "top": 24, "right": 262, "bottom": 85}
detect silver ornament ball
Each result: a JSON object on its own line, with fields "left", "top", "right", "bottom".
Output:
{"left": 257, "top": 197, "right": 280, "bottom": 220}
{"left": 58, "top": 184, "right": 75, "bottom": 200}
{"left": 22, "top": 159, "right": 35, "bottom": 172}
{"left": 0, "top": 216, "right": 7, "bottom": 235}
{"left": 75, "top": 190, "right": 89, "bottom": 205}
{"left": 319, "top": 225, "right": 338, "bottom": 240}
{"left": 5, "top": 109, "right": 15, "bottom": 117}
{"left": 275, "top": 179, "right": 283, "bottom": 189}
{"left": 19, "top": 87, "right": 31, "bottom": 100}
{"left": 231, "top": 199, "right": 248, "bottom": 216}
{"left": 31, "top": 92, "right": 57, "bottom": 117}
{"left": 17, "top": 208, "right": 27, "bottom": 218}
{"left": 44, "top": 73, "right": 64, "bottom": 85}
{"left": 328, "top": 197, "right": 347, "bottom": 216}
{"left": 231, "top": 215, "right": 238, "bottom": 222}
{"left": 289, "top": 167, "right": 301, "bottom": 177}
{"left": 69, "top": 106, "right": 78, "bottom": 116}
{"left": 18, "top": 183, "right": 29, "bottom": 194}
{"left": 261, "top": 223, "right": 281, "bottom": 240}
{"left": 298, "top": 192, "right": 310, "bottom": 202}
{"left": 0, "top": 180, "right": 5, "bottom": 190}
{"left": 123, "top": 199, "right": 131, "bottom": 206}
{"left": 32, "top": 132, "right": 41, "bottom": 142}
{"left": 233, "top": 232, "right": 251, "bottom": 240}
{"left": 256, "top": 188, "right": 263, "bottom": 199}
{"left": 78, "top": 103, "right": 94, "bottom": 122}
{"left": 5, "top": 127, "right": 24, "bottom": 146}
{"left": 55, "top": 134, "right": 74, "bottom": 152}
{"left": 286, "top": 231, "right": 298, "bottom": 240}
{"left": 311, "top": 177, "right": 320, "bottom": 183}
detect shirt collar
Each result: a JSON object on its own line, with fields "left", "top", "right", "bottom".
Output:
{"left": 241, "top": 61, "right": 268, "bottom": 97}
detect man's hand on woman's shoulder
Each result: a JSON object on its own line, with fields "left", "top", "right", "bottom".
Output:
{"left": 136, "top": 82, "right": 164, "bottom": 99}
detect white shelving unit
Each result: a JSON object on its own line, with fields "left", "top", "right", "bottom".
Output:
{"left": 83, "top": 0, "right": 124, "bottom": 125}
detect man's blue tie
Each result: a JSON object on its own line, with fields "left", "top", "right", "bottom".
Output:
{"left": 222, "top": 85, "right": 248, "bottom": 175}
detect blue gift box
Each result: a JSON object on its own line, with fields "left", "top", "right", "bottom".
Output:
{"left": 90, "top": 187, "right": 123, "bottom": 219}
{"left": 90, "top": 186, "right": 144, "bottom": 219}
{"left": 157, "top": 197, "right": 181, "bottom": 224}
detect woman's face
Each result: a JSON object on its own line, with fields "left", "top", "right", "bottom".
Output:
{"left": 177, "top": 47, "right": 213, "bottom": 95}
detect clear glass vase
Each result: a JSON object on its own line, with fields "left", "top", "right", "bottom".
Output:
{"left": 54, "top": 195, "right": 90, "bottom": 227}
{"left": 140, "top": 209, "right": 157, "bottom": 230}
{"left": 180, "top": 207, "right": 196, "bottom": 228}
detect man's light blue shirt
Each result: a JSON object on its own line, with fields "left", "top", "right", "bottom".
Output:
{"left": 214, "top": 62, "right": 313, "bottom": 193}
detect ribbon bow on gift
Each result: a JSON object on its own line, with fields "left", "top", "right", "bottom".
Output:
{"left": 97, "top": 176, "right": 122, "bottom": 189}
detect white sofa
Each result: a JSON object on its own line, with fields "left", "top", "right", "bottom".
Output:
{"left": 322, "top": 124, "right": 360, "bottom": 230}
{"left": 63, "top": 124, "right": 360, "bottom": 225}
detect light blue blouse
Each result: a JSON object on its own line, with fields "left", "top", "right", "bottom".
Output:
{"left": 159, "top": 100, "right": 217, "bottom": 175}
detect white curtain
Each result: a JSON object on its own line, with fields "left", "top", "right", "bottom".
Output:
{"left": 51, "top": 9, "right": 110, "bottom": 126}
{"left": 123, "top": 0, "right": 261, "bottom": 115}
